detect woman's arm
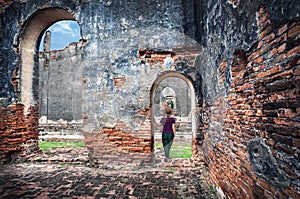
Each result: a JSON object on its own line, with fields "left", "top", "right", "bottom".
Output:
{"left": 172, "top": 123, "right": 176, "bottom": 136}
{"left": 154, "top": 117, "right": 163, "bottom": 131}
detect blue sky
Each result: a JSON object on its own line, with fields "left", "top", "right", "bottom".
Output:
{"left": 39, "top": 20, "right": 81, "bottom": 51}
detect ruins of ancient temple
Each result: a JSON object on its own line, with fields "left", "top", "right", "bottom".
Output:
{"left": 0, "top": 0, "right": 299, "bottom": 198}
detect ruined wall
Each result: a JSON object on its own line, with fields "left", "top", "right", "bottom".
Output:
{"left": 0, "top": 0, "right": 202, "bottom": 168}
{"left": 0, "top": 0, "right": 299, "bottom": 198}
{"left": 0, "top": 104, "right": 39, "bottom": 164}
{"left": 78, "top": 1, "right": 202, "bottom": 168}
{"left": 197, "top": 1, "right": 300, "bottom": 198}
{"left": 39, "top": 41, "right": 84, "bottom": 122}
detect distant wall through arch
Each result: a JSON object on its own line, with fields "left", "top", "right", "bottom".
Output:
{"left": 151, "top": 71, "right": 197, "bottom": 139}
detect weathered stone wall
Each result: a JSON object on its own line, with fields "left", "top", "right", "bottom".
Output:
{"left": 79, "top": 1, "right": 201, "bottom": 129}
{"left": 39, "top": 41, "right": 84, "bottom": 121}
{"left": 77, "top": 1, "right": 202, "bottom": 167}
{"left": 0, "top": 0, "right": 299, "bottom": 198}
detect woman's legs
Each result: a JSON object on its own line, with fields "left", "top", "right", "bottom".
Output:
{"left": 164, "top": 139, "right": 173, "bottom": 158}
{"left": 162, "top": 133, "right": 174, "bottom": 158}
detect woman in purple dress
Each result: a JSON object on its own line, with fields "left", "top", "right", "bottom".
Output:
{"left": 160, "top": 108, "right": 176, "bottom": 159}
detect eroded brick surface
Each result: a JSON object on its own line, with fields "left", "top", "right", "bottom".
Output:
{"left": 0, "top": 104, "right": 39, "bottom": 164}
{"left": 202, "top": 6, "right": 300, "bottom": 199}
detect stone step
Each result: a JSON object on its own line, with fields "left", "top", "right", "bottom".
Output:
{"left": 39, "top": 131, "right": 83, "bottom": 136}
{"left": 39, "top": 131, "right": 84, "bottom": 141}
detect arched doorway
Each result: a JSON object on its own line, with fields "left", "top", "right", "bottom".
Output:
{"left": 151, "top": 72, "right": 196, "bottom": 159}
{"left": 19, "top": 8, "right": 84, "bottom": 150}
{"left": 19, "top": 8, "right": 78, "bottom": 112}
{"left": 38, "top": 20, "right": 83, "bottom": 142}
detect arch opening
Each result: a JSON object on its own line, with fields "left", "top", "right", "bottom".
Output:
{"left": 19, "top": 8, "right": 77, "bottom": 111}
{"left": 39, "top": 20, "right": 81, "bottom": 51}
{"left": 151, "top": 72, "right": 196, "bottom": 159}
{"left": 19, "top": 7, "right": 84, "bottom": 145}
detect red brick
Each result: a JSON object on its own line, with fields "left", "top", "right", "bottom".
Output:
{"left": 257, "top": 41, "right": 263, "bottom": 49}
{"left": 248, "top": 51, "right": 260, "bottom": 62}
{"left": 269, "top": 65, "right": 282, "bottom": 75}
{"left": 268, "top": 48, "right": 278, "bottom": 58}
{"left": 270, "top": 34, "right": 287, "bottom": 48}
{"left": 287, "top": 45, "right": 300, "bottom": 57}
{"left": 260, "top": 26, "right": 272, "bottom": 40}
{"left": 288, "top": 24, "right": 300, "bottom": 38}
{"left": 113, "top": 76, "right": 126, "bottom": 88}
{"left": 264, "top": 33, "right": 275, "bottom": 43}
{"left": 253, "top": 63, "right": 267, "bottom": 72}
{"left": 274, "top": 118, "right": 292, "bottom": 126}
{"left": 278, "top": 24, "right": 288, "bottom": 36}
{"left": 253, "top": 56, "right": 264, "bottom": 64}
{"left": 258, "top": 13, "right": 269, "bottom": 25}
{"left": 237, "top": 150, "right": 247, "bottom": 160}
{"left": 257, "top": 70, "right": 269, "bottom": 79}
{"left": 284, "top": 187, "right": 299, "bottom": 199}
{"left": 277, "top": 43, "right": 286, "bottom": 53}
{"left": 258, "top": 6, "right": 265, "bottom": 17}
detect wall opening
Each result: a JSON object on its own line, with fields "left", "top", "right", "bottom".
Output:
{"left": 38, "top": 20, "right": 83, "bottom": 142}
{"left": 39, "top": 20, "right": 81, "bottom": 51}
{"left": 20, "top": 7, "right": 76, "bottom": 111}
{"left": 19, "top": 8, "right": 84, "bottom": 148}
{"left": 151, "top": 72, "right": 196, "bottom": 159}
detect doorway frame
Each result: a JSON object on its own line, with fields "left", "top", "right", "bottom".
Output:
{"left": 150, "top": 71, "right": 197, "bottom": 149}
{"left": 19, "top": 7, "right": 77, "bottom": 113}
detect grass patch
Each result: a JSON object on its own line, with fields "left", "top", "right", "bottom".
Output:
{"left": 39, "top": 141, "right": 85, "bottom": 151}
{"left": 154, "top": 143, "right": 192, "bottom": 158}
{"left": 154, "top": 143, "right": 164, "bottom": 148}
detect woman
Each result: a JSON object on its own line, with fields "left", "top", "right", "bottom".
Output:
{"left": 160, "top": 108, "right": 176, "bottom": 159}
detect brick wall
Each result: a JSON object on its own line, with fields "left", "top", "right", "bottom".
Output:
{"left": 83, "top": 110, "right": 153, "bottom": 168}
{"left": 203, "top": 6, "right": 300, "bottom": 198}
{"left": 0, "top": 103, "right": 39, "bottom": 164}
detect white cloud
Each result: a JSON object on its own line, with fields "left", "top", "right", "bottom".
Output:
{"left": 50, "top": 21, "right": 73, "bottom": 34}
{"left": 40, "top": 20, "right": 81, "bottom": 50}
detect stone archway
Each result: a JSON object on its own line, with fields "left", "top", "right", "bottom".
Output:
{"left": 150, "top": 71, "right": 196, "bottom": 159}
{"left": 19, "top": 8, "right": 77, "bottom": 113}
{"left": 18, "top": 7, "right": 84, "bottom": 149}
{"left": 160, "top": 86, "right": 176, "bottom": 112}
